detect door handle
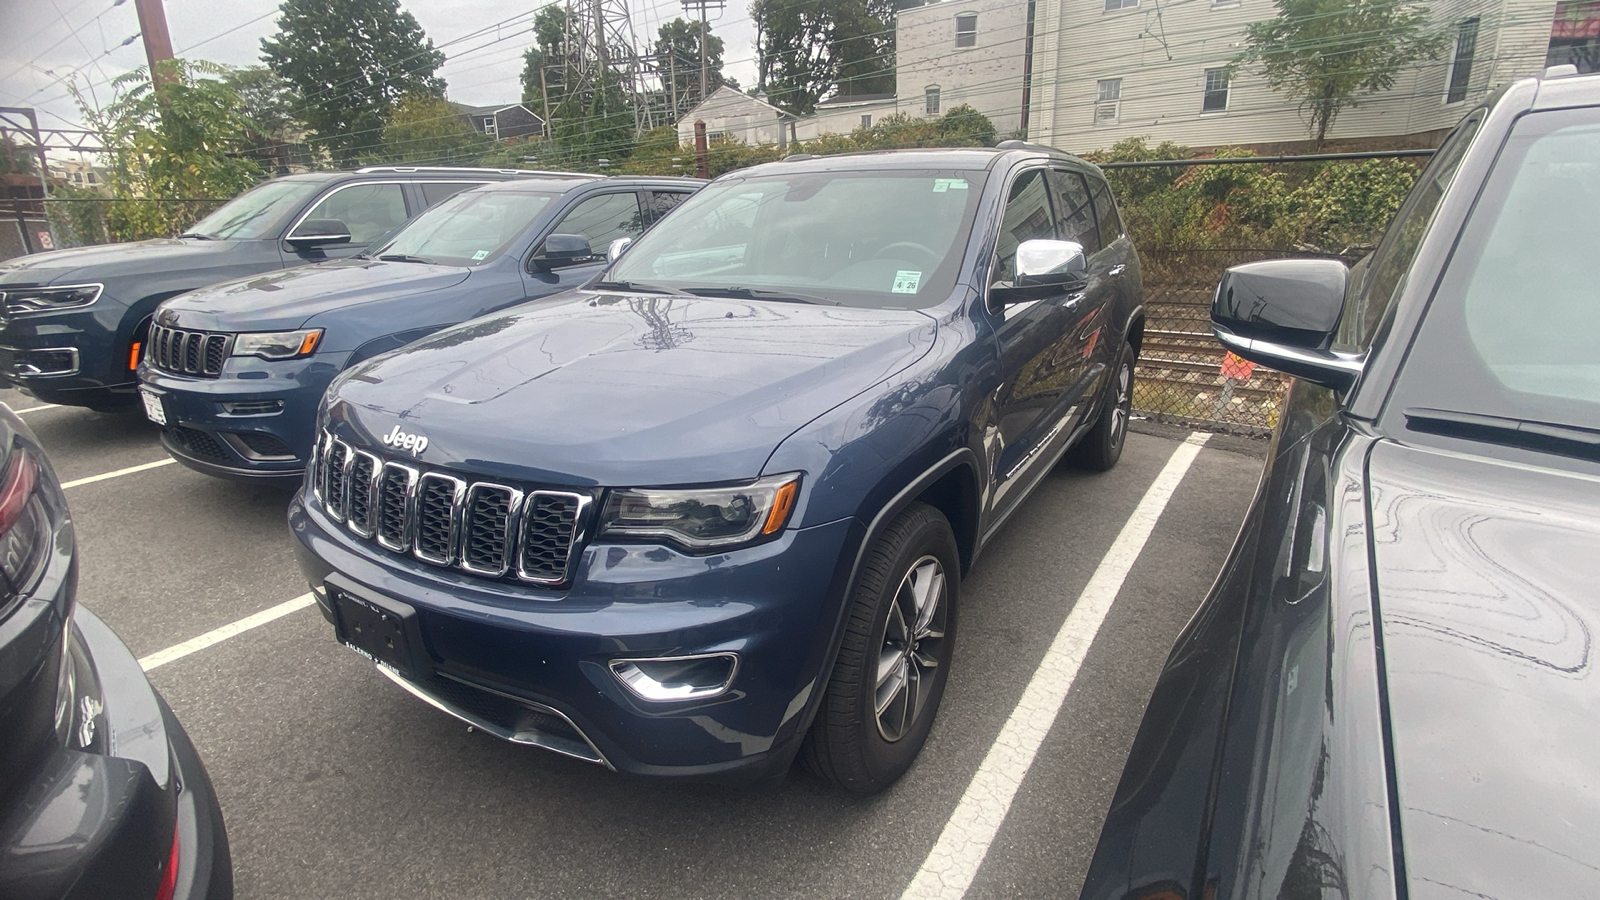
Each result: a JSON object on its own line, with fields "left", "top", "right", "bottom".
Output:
{"left": 1107, "top": 264, "right": 1126, "bottom": 276}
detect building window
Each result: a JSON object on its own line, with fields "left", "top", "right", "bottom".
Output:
{"left": 706, "top": 130, "right": 727, "bottom": 142}
{"left": 482, "top": 116, "right": 497, "bottom": 137}
{"left": 1202, "top": 68, "right": 1230, "bottom": 112}
{"left": 955, "top": 13, "right": 978, "bottom": 47}
{"left": 861, "top": 114, "right": 873, "bottom": 128}
{"left": 926, "top": 86, "right": 941, "bottom": 115}
{"left": 1095, "top": 78, "right": 1122, "bottom": 125}
{"left": 1446, "top": 18, "right": 1480, "bottom": 103}
{"left": 1104, "top": 0, "right": 1138, "bottom": 11}
{"left": 1547, "top": 1, "right": 1600, "bottom": 75}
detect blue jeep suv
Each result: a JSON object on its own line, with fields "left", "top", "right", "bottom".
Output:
{"left": 138, "top": 175, "right": 700, "bottom": 480}
{"left": 0, "top": 166, "right": 559, "bottom": 411}
{"left": 290, "top": 145, "right": 1143, "bottom": 791}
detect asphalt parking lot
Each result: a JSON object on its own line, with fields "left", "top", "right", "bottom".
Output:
{"left": 7, "top": 386, "right": 1266, "bottom": 900}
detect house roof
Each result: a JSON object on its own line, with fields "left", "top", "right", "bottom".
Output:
{"left": 448, "top": 102, "right": 544, "bottom": 122}
{"left": 679, "top": 85, "right": 790, "bottom": 122}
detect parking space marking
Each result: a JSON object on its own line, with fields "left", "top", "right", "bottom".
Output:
{"left": 139, "top": 593, "right": 315, "bottom": 672}
{"left": 13, "top": 404, "right": 61, "bottom": 415}
{"left": 61, "top": 458, "right": 175, "bottom": 489}
{"left": 902, "top": 433, "right": 1211, "bottom": 900}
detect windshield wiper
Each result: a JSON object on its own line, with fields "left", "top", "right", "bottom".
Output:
{"left": 678, "top": 285, "right": 841, "bottom": 306}
{"left": 1404, "top": 407, "right": 1600, "bottom": 462}
{"left": 377, "top": 254, "right": 436, "bottom": 265}
{"left": 590, "top": 280, "right": 688, "bottom": 296}
{"left": 177, "top": 232, "right": 216, "bottom": 240}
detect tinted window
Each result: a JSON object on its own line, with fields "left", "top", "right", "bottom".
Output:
{"left": 1048, "top": 169, "right": 1101, "bottom": 254}
{"left": 549, "top": 192, "right": 646, "bottom": 255}
{"left": 1338, "top": 113, "right": 1482, "bottom": 349}
{"left": 420, "top": 181, "right": 485, "bottom": 207}
{"left": 186, "top": 179, "right": 323, "bottom": 240}
{"left": 995, "top": 169, "right": 1055, "bottom": 283}
{"left": 374, "top": 189, "right": 555, "bottom": 267}
{"left": 1395, "top": 107, "right": 1600, "bottom": 432}
{"left": 607, "top": 169, "right": 990, "bottom": 308}
{"left": 300, "top": 183, "right": 409, "bottom": 245}
{"left": 647, "top": 190, "right": 692, "bottom": 224}
{"left": 1090, "top": 177, "right": 1122, "bottom": 248}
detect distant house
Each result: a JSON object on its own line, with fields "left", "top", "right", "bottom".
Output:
{"left": 676, "top": 86, "right": 795, "bottom": 146}
{"left": 452, "top": 103, "right": 546, "bottom": 141}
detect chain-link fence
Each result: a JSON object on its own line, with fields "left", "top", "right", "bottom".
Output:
{"left": 1111, "top": 150, "right": 1434, "bottom": 435}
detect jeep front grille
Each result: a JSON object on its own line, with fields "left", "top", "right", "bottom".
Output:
{"left": 315, "top": 432, "right": 590, "bottom": 586}
{"left": 148, "top": 324, "right": 232, "bottom": 377}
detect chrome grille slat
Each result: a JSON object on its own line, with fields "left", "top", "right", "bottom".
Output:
{"left": 148, "top": 324, "right": 233, "bottom": 378}
{"left": 313, "top": 431, "right": 587, "bottom": 586}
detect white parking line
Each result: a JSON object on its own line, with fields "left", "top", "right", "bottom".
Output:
{"left": 139, "top": 593, "right": 316, "bottom": 672}
{"left": 60, "top": 458, "right": 175, "bottom": 489}
{"left": 901, "top": 432, "right": 1212, "bottom": 900}
{"left": 13, "top": 404, "right": 61, "bottom": 415}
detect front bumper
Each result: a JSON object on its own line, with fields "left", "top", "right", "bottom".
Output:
{"left": 139, "top": 353, "right": 350, "bottom": 480}
{"left": 0, "top": 606, "right": 231, "bottom": 900}
{"left": 0, "top": 304, "right": 134, "bottom": 407}
{"left": 290, "top": 491, "right": 863, "bottom": 782}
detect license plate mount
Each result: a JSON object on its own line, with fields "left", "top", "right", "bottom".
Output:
{"left": 329, "top": 580, "right": 423, "bottom": 678}
{"left": 139, "top": 388, "right": 167, "bottom": 426}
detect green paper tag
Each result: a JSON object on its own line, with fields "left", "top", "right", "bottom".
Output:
{"left": 892, "top": 270, "right": 923, "bottom": 293}
{"left": 472, "top": 250, "right": 489, "bottom": 260}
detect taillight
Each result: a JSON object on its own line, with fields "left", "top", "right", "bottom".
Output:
{"left": 0, "top": 447, "right": 47, "bottom": 603}
{"left": 154, "top": 825, "right": 180, "bottom": 900}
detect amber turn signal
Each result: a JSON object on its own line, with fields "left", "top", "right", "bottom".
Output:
{"left": 762, "top": 479, "right": 799, "bottom": 535}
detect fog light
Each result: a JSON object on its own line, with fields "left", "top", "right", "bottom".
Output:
{"left": 609, "top": 652, "right": 739, "bottom": 701}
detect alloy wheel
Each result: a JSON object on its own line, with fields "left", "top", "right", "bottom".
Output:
{"left": 875, "top": 555, "right": 948, "bottom": 742}
{"left": 1110, "top": 359, "right": 1132, "bottom": 452}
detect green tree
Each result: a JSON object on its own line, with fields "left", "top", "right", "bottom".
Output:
{"left": 77, "top": 59, "right": 264, "bottom": 240}
{"left": 753, "top": 0, "right": 894, "bottom": 113}
{"left": 1, "top": 135, "right": 37, "bottom": 175}
{"left": 550, "top": 67, "right": 635, "bottom": 167}
{"left": 654, "top": 17, "right": 728, "bottom": 119}
{"left": 221, "top": 65, "right": 311, "bottom": 172}
{"left": 261, "top": 0, "right": 445, "bottom": 166}
{"left": 519, "top": 5, "right": 576, "bottom": 122}
{"left": 1235, "top": 0, "right": 1448, "bottom": 147}
{"left": 371, "top": 93, "right": 491, "bottom": 165}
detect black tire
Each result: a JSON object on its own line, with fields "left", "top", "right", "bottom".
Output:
{"left": 1068, "top": 340, "right": 1135, "bottom": 471}
{"left": 801, "top": 502, "right": 959, "bottom": 793}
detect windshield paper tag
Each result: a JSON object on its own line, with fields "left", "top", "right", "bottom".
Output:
{"left": 471, "top": 250, "right": 490, "bottom": 260}
{"left": 933, "top": 178, "right": 969, "bottom": 193}
{"left": 893, "top": 270, "right": 923, "bottom": 293}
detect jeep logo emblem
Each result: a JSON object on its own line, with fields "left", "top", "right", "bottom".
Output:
{"left": 381, "top": 425, "right": 429, "bottom": 455}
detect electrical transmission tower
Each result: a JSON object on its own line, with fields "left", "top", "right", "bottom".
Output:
{"left": 563, "top": 0, "right": 659, "bottom": 134}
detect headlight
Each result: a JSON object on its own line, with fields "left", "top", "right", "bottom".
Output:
{"left": 232, "top": 328, "right": 323, "bottom": 360}
{"left": 600, "top": 473, "right": 801, "bottom": 550}
{"left": 2, "top": 283, "right": 102, "bottom": 314}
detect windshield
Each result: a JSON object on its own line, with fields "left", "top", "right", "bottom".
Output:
{"left": 185, "top": 179, "right": 324, "bottom": 240}
{"left": 372, "top": 189, "right": 555, "bottom": 267}
{"left": 606, "top": 168, "right": 990, "bottom": 308}
{"left": 1395, "top": 106, "right": 1600, "bottom": 436}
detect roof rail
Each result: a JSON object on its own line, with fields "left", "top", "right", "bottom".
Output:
{"left": 995, "top": 139, "right": 1063, "bottom": 154}
{"left": 353, "top": 166, "right": 603, "bottom": 178}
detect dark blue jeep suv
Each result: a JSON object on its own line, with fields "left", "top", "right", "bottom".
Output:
{"left": 290, "top": 145, "right": 1143, "bottom": 791}
{"left": 138, "top": 176, "right": 700, "bottom": 480}
{"left": 0, "top": 166, "right": 559, "bottom": 412}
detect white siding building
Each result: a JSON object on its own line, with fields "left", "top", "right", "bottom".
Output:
{"left": 1028, "top": 0, "right": 1570, "bottom": 153}
{"left": 893, "top": 0, "right": 1031, "bottom": 135}
{"left": 676, "top": 86, "right": 793, "bottom": 146}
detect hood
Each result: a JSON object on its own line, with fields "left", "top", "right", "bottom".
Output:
{"left": 158, "top": 258, "right": 472, "bottom": 332}
{"left": 327, "top": 290, "right": 937, "bottom": 486}
{"left": 1366, "top": 441, "right": 1600, "bottom": 899}
{"left": 0, "top": 237, "right": 248, "bottom": 286}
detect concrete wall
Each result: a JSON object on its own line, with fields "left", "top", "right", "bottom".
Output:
{"left": 1028, "top": 0, "right": 1562, "bottom": 154}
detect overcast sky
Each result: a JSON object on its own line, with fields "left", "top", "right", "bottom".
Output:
{"left": 0, "top": 0, "right": 758, "bottom": 141}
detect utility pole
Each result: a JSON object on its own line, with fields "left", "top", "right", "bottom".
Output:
{"left": 681, "top": 0, "right": 725, "bottom": 104}
{"left": 133, "top": 0, "right": 176, "bottom": 87}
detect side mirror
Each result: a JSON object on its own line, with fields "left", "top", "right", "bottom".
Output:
{"left": 532, "top": 233, "right": 594, "bottom": 270}
{"left": 607, "top": 236, "right": 634, "bottom": 263}
{"left": 1212, "top": 258, "right": 1364, "bottom": 391}
{"left": 991, "top": 239, "right": 1088, "bottom": 304}
{"left": 285, "top": 218, "right": 352, "bottom": 247}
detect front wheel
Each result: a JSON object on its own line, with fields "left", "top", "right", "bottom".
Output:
{"left": 801, "top": 502, "right": 959, "bottom": 793}
{"left": 1068, "top": 340, "right": 1135, "bottom": 471}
